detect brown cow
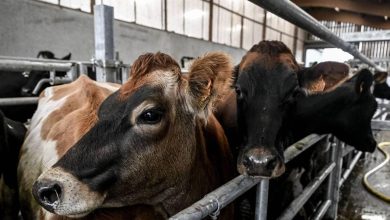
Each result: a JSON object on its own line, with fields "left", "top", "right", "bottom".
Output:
{"left": 18, "top": 52, "right": 234, "bottom": 219}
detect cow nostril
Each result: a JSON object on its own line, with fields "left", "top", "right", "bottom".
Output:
{"left": 242, "top": 155, "right": 252, "bottom": 167}
{"left": 266, "top": 156, "right": 278, "bottom": 170}
{"left": 38, "top": 183, "right": 62, "bottom": 206}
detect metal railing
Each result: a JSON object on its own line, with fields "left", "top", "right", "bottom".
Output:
{"left": 170, "top": 118, "right": 390, "bottom": 220}
{"left": 170, "top": 134, "right": 376, "bottom": 220}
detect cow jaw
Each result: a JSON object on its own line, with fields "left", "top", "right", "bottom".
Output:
{"left": 32, "top": 167, "right": 106, "bottom": 217}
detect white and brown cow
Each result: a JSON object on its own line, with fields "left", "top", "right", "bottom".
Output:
{"left": 18, "top": 52, "right": 235, "bottom": 219}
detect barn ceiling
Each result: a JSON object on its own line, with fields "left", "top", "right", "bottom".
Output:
{"left": 292, "top": 0, "right": 390, "bottom": 29}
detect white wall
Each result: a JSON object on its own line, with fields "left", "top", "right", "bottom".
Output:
{"left": 0, "top": 0, "right": 247, "bottom": 65}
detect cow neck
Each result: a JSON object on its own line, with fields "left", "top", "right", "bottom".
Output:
{"left": 160, "top": 115, "right": 234, "bottom": 217}
{"left": 286, "top": 86, "right": 353, "bottom": 142}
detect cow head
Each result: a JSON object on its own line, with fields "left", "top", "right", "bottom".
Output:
{"left": 373, "top": 71, "right": 390, "bottom": 99}
{"left": 234, "top": 41, "right": 377, "bottom": 178}
{"left": 20, "top": 51, "right": 72, "bottom": 96}
{"left": 291, "top": 69, "right": 377, "bottom": 152}
{"left": 32, "top": 52, "right": 232, "bottom": 217}
{"left": 235, "top": 41, "right": 300, "bottom": 178}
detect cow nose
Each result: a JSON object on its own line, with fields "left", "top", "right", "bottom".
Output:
{"left": 32, "top": 180, "right": 63, "bottom": 212}
{"left": 238, "top": 147, "right": 285, "bottom": 178}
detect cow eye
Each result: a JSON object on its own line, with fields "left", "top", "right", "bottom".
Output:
{"left": 138, "top": 109, "right": 163, "bottom": 124}
{"left": 235, "top": 86, "right": 243, "bottom": 99}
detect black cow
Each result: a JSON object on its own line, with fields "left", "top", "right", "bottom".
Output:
{"left": 0, "top": 110, "right": 27, "bottom": 220}
{"left": 230, "top": 41, "right": 376, "bottom": 178}
{"left": 217, "top": 41, "right": 377, "bottom": 219}
{"left": 0, "top": 51, "right": 71, "bottom": 122}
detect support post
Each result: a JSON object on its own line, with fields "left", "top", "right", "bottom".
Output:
{"left": 255, "top": 179, "right": 269, "bottom": 220}
{"left": 325, "top": 137, "right": 343, "bottom": 219}
{"left": 94, "top": 4, "right": 116, "bottom": 83}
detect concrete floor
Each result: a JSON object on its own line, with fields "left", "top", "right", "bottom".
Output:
{"left": 338, "top": 131, "right": 390, "bottom": 220}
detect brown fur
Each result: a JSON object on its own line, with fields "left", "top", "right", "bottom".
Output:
{"left": 301, "top": 62, "right": 350, "bottom": 93}
{"left": 119, "top": 52, "right": 181, "bottom": 99}
{"left": 41, "top": 76, "right": 115, "bottom": 157}
{"left": 187, "top": 52, "right": 233, "bottom": 115}
{"left": 239, "top": 41, "right": 299, "bottom": 73}
{"left": 374, "top": 71, "right": 388, "bottom": 84}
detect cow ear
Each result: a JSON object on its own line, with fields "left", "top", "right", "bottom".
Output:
{"left": 61, "top": 53, "right": 72, "bottom": 60}
{"left": 374, "top": 71, "right": 388, "bottom": 83}
{"left": 355, "top": 69, "right": 374, "bottom": 94}
{"left": 186, "top": 52, "right": 233, "bottom": 119}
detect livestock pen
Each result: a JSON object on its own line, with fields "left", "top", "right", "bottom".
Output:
{"left": 170, "top": 0, "right": 390, "bottom": 219}
{"left": 0, "top": 1, "right": 389, "bottom": 220}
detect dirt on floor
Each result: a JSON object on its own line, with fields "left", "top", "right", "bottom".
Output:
{"left": 338, "top": 131, "right": 390, "bottom": 220}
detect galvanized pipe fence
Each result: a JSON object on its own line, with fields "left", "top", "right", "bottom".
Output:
{"left": 169, "top": 119, "right": 389, "bottom": 220}
{"left": 169, "top": 132, "right": 370, "bottom": 220}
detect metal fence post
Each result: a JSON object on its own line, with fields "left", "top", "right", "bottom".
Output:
{"left": 255, "top": 179, "right": 269, "bottom": 220}
{"left": 325, "top": 137, "right": 343, "bottom": 219}
{"left": 94, "top": 4, "right": 116, "bottom": 83}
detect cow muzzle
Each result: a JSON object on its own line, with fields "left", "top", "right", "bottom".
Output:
{"left": 237, "top": 147, "right": 285, "bottom": 178}
{"left": 32, "top": 167, "right": 105, "bottom": 218}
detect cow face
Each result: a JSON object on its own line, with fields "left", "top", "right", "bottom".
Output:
{"left": 20, "top": 52, "right": 72, "bottom": 96}
{"left": 32, "top": 52, "right": 232, "bottom": 217}
{"left": 235, "top": 41, "right": 300, "bottom": 178}
{"left": 291, "top": 69, "right": 377, "bottom": 152}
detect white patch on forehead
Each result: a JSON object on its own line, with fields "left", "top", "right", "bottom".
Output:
{"left": 150, "top": 69, "right": 179, "bottom": 95}
{"left": 7, "top": 124, "right": 13, "bottom": 130}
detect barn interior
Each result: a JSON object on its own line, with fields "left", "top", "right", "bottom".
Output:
{"left": 0, "top": 0, "right": 389, "bottom": 220}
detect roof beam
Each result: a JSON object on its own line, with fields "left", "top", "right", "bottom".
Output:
{"left": 307, "top": 8, "right": 390, "bottom": 29}
{"left": 292, "top": 0, "right": 390, "bottom": 18}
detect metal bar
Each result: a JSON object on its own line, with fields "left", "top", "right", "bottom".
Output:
{"left": 169, "top": 175, "right": 262, "bottom": 220}
{"left": 312, "top": 200, "right": 331, "bottom": 220}
{"left": 339, "top": 151, "right": 363, "bottom": 187}
{"left": 32, "top": 78, "right": 72, "bottom": 95}
{"left": 0, "top": 97, "right": 39, "bottom": 106}
{"left": 371, "top": 120, "right": 390, "bottom": 131}
{"left": 249, "top": 0, "right": 386, "bottom": 72}
{"left": 255, "top": 180, "right": 269, "bottom": 220}
{"left": 94, "top": 4, "right": 116, "bottom": 82}
{"left": 325, "top": 139, "right": 343, "bottom": 219}
{"left": 277, "top": 162, "right": 336, "bottom": 220}
{"left": 0, "top": 59, "right": 72, "bottom": 72}
{"left": 342, "top": 145, "right": 355, "bottom": 157}
{"left": 284, "top": 134, "right": 327, "bottom": 163}
{"left": 170, "top": 134, "right": 327, "bottom": 219}
{"left": 0, "top": 56, "right": 76, "bottom": 63}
